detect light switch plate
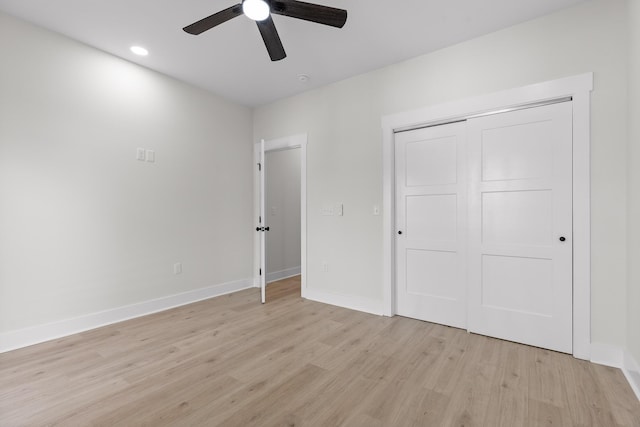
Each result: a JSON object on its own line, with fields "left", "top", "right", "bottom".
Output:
{"left": 136, "top": 148, "right": 146, "bottom": 161}
{"left": 146, "top": 150, "right": 155, "bottom": 163}
{"left": 321, "top": 207, "right": 334, "bottom": 216}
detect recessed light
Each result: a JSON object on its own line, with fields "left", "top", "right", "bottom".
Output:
{"left": 130, "top": 46, "right": 149, "bottom": 56}
{"left": 298, "top": 74, "right": 310, "bottom": 83}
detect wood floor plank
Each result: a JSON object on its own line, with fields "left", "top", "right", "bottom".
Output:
{"left": 438, "top": 340, "right": 497, "bottom": 426}
{"left": 411, "top": 388, "right": 452, "bottom": 426}
{"left": 483, "top": 342, "right": 530, "bottom": 427}
{"left": 592, "top": 364, "right": 640, "bottom": 426}
{"left": 1, "top": 275, "right": 639, "bottom": 426}
{"left": 216, "top": 364, "right": 328, "bottom": 427}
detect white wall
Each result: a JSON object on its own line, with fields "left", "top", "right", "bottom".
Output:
{"left": 265, "top": 148, "right": 301, "bottom": 277}
{"left": 0, "top": 12, "right": 254, "bottom": 335}
{"left": 253, "top": 0, "right": 629, "bottom": 347}
{"left": 627, "top": 0, "right": 640, "bottom": 365}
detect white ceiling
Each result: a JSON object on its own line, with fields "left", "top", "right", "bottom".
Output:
{"left": 0, "top": 0, "right": 587, "bottom": 106}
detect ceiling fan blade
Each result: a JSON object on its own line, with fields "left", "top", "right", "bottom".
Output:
{"left": 256, "top": 16, "right": 287, "bottom": 61}
{"left": 183, "top": 4, "right": 243, "bottom": 35}
{"left": 271, "top": 0, "right": 347, "bottom": 28}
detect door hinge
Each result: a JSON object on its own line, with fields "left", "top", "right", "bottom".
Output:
{"left": 259, "top": 268, "right": 262, "bottom": 276}
{"left": 257, "top": 162, "right": 261, "bottom": 171}
{"left": 259, "top": 215, "right": 262, "bottom": 224}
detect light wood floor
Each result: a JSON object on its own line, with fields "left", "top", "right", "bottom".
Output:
{"left": 2, "top": 276, "right": 639, "bottom": 426}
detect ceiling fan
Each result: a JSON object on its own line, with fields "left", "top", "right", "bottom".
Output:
{"left": 183, "top": 0, "right": 348, "bottom": 61}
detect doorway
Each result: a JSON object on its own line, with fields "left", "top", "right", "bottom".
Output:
{"left": 265, "top": 147, "right": 302, "bottom": 286}
{"left": 254, "top": 134, "right": 308, "bottom": 303}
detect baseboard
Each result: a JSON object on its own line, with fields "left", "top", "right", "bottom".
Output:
{"left": 623, "top": 349, "right": 640, "bottom": 401}
{"left": 590, "top": 342, "right": 625, "bottom": 368}
{"left": 0, "top": 278, "right": 253, "bottom": 353}
{"left": 590, "top": 343, "right": 640, "bottom": 402}
{"left": 304, "top": 288, "right": 383, "bottom": 316}
{"left": 266, "top": 266, "right": 301, "bottom": 283}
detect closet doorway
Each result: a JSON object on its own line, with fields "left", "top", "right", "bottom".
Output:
{"left": 382, "top": 73, "right": 593, "bottom": 359}
{"left": 395, "top": 102, "right": 573, "bottom": 353}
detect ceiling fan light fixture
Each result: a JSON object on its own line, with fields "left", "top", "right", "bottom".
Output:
{"left": 243, "top": 0, "right": 270, "bottom": 21}
{"left": 183, "top": 0, "right": 347, "bottom": 61}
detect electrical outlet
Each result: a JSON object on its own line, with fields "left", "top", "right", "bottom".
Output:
{"left": 136, "top": 148, "right": 146, "bottom": 161}
{"left": 322, "top": 262, "right": 329, "bottom": 272}
{"left": 173, "top": 262, "right": 182, "bottom": 275}
{"left": 336, "top": 203, "right": 343, "bottom": 216}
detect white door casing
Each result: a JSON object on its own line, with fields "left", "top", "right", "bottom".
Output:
{"left": 467, "top": 102, "right": 573, "bottom": 353}
{"left": 395, "top": 122, "right": 467, "bottom": 329}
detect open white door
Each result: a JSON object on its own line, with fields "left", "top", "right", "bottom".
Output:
{"left": 259, "top": 139, "right": 266, "bottom": 303}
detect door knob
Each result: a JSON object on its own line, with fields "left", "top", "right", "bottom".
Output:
{"left": 265, "top": 227, "right": 270, "bottom": 231}
{"left": 559, "top": 236, "right": 566, "bottom": 242}
{"left": 398, "top": 230, "right": 403, "bottom": 235}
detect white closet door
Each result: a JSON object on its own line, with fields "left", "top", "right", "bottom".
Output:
{"left": 395, "top": 122, "right": 467, "bottom": 329}
{"left": 467, "top": 102, "right": 573, "bottom": 353}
